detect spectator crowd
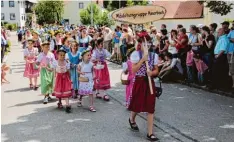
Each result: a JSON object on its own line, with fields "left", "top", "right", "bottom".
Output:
{"left": 10, "top": 20, "right": 234, "bottom": 91}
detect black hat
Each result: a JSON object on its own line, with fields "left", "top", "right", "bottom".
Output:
{"left": 221, "top": 21, "right": 230, "bottom": 25}
{"left": 57, "top": 48, "right": 67, "bottom": 54}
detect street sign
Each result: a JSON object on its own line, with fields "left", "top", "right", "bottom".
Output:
{"left": 111, "top": 5, "right": 166, "bottom": 24}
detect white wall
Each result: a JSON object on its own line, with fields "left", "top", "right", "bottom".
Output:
{"left": 63, "top": 1, "right": 91, "bottom": 25}
{"left": 1, "top": 0, "right": 26, "bottom": 27}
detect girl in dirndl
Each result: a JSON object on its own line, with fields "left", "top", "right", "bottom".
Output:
{"left": 122, "top": 47, "right": 135, "bottom": 108}
{"left": 66, "top": 41, "right": 80, "bottom": 98}
{"left": 128, "top": 38, "right": 159, "bottom": 141}
{"left": 23, "top": 39, "right": 39, "bottom": 90}
{"left": 92, "top": 38, "right": 111, "bottom": 101}
{"left": 36, "top": 42, "right": 55, "bottom": 104}
{"left": 52, "top": 49, "right": 72, "bottom": 113}
{"left": 78, "top": 50, "right": 96, "bottom": 112}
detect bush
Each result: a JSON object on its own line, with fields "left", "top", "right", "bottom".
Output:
{"left": 3, "top": 21, "right": 8, "bottom": 25}
{"left": 7, "top": 24, "right": 13, "bottom": 31}
{"left": 5, "top": 23, "right": 17, "bottom": 31}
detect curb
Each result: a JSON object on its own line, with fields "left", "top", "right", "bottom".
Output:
{"left": 176, "top": 80, "right": 234, "bottom": 98}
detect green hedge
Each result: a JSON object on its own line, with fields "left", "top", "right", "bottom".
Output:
{"left": 4, "top": 23, "right": 17, "bottom": 31}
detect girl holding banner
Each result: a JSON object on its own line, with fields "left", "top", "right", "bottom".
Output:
{"left": 128, "top": 36, "right": 159, "bottom": 141}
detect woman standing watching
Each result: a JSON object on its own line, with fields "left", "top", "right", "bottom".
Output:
{"left": 128, "top": 37, "right": 159, "bottom": 141}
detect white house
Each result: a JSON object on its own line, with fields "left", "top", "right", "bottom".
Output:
{"left": 63, "top": 0, "right": 103, "bottom": 25}
{"left": 1, "top": 0, "right": 27, "bottom": 27}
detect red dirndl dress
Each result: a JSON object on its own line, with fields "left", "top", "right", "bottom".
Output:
{"left": 93, "top": 61, "right": 111, "bottom": 90}
{"left": 53, "top": 62, "right": 72, "bottom": 99}
{"left": 23, "top": 48, "right": 39, "bottom": 78}
{"left": 128, "top": 52, "right": 157, "bottom": 114}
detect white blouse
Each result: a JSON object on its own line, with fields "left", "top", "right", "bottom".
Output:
{"left": 130, "top": 51, "right": 159, "bottom": 65}
{"left": 91, "top": 49, "right": 111, "bottom": 60}
{"left": 79, "top": 61, "right": 93, "bottom": 73}
{"left": 52, "top": 60, "right": 70, "bottom": 73}
{"left": 23, "top": 47, "right": 39, "bottom": 57}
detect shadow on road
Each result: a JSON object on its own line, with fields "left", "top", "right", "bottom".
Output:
{"left": 8, "top": 99, "right": 57, "bottom": 108}
{"left": 4, "top": 87, "right": 33, "bottom": 93}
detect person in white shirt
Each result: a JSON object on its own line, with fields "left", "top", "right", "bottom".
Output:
{"left": 103, "top": 27, "right": 113, "bottom": 53}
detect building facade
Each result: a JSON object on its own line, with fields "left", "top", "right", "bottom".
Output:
{"left": 63, "top": 0, "right": 103, "bottom": 25}
{"left": 1, "top": 0, "right": 26, "bottom": 27}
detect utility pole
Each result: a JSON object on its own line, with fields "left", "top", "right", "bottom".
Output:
{"left": 91, "top": 0, "right": 94, "bottom": 26}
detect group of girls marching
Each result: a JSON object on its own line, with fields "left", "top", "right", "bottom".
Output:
{"left": 23, "top": 37, "right": 111, "bottom": 113}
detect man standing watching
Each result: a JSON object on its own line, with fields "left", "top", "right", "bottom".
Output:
{"left": 227, "top": 21, "right": 234, "bottom": 88}
{"left": 211, "top": 28, "right": 230, "bottom": 89}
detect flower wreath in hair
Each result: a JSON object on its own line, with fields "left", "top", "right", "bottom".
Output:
{"left": 80, "top": 49, "right": 90, "bottom": 60}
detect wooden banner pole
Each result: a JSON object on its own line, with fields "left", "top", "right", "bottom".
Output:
{"left": 143, "top": 37, "right": 153, "bottom": 95}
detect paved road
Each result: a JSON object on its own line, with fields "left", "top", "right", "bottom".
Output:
{"left": 1, "top": 33, "right": 234, "bottom": 142}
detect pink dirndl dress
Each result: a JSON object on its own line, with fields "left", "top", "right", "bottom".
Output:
{"left": 23, "top": 48, "right": 39, "bottom": 78}
{"left": 53, "top": 61, "right": 72, "bottom": 99}
{"left": 92, "top": 48, "right": 111, "bottom": 90}
{"left": 125, "top": 60, "right": 135, "bottom": 106}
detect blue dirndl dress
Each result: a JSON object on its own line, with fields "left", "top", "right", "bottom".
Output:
{"left": 68, "top": 51, "right": 80, "bottom": 90}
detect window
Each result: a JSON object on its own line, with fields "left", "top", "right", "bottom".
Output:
{"left": 1, "top": 1, "right": 3, "bottom": 7}
{"left": 10, "top": 13, "right": 15, "bottom": 20}
{"left": 1, "top": 13, "right": 4, "bottom": 20}
{"left": 79, "top": 2, "right": 84, "bottom": 9}
{"left": 9, "top": 1, "right": 14, "bottom": 7}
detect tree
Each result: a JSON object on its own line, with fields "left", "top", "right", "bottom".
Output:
{"left": 126, "top": 0, "right": 134, "bottom": 7}
{"left": 80, "top": 3, "right": 114, "bottom": 26}
{"left": 34, "top": 1, "right": 64, "bottom": 25}
{"left": 199, "top": 1, "right": 233, "bottom": 16}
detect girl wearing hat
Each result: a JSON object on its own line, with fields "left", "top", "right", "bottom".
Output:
{"left": 77, "top": 50, "right": 96, "bottom": 112}
{"left": 66, "top": 41, "right": 80, "bottom": 98}
{"left": 36, "top": 41, "right": 55, "bottom": 104}
{"left": 122, "top": 47, "right": 135, "bottom": 107}
{"left": 78, "top": 27, "right": 92, "bottom": 53}
{"left": 23, "top": 39, "right": 39, "bottom": 90}
{"left": 92, "top": 38, "right": 111, "bottom": 101}
{"left": 51, "top": 49, "right": 72, "bottom": 113}
{"left": 32, "top": 31, "right": 42, "bottom": 52}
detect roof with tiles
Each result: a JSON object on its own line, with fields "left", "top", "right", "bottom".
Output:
{"left": 152, "top": 1, "right": 203, "bottom": 19}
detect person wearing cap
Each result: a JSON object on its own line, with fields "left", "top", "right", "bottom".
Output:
{"left": 122, "top": 47, "right": 135, "bottom": 108}
{"left": 36, "top": 41, "right": 55, "bottom": 104}
{"left": 221, "top": 21, "right": 230, "bottom": 35}
{"left": 23, "top": 39, "right": 39, "bottom": 90}
{"left": 50, "top": 30, "right": 62, "bottom": 59}
{"left": 32, "top": 31, "right": 42, "bottom": 52}
{"left": 17, "top": 27, "right": 23, "bottom": 42}
{"left": 51, "top": 48, "right": 72, "bottom": 113}
{"left": 227, "top": 22, "right": 234, "bottom": 88}
{"left": 211, "top": 28, "right": 230, "bottom": 89}
{"left": 92, "top": 38, "right": 111, "bottom": 101}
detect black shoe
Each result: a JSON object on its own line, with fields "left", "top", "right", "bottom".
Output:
{"left": 48, "top": 96, "right": 52, "bottom": 101}
{"left": 65, "top": 106, "right": 71, "bottom": 113}
{"left": 147, "top": 134, "right": 159, "bottom": 141}
{"left": 129, "top": 118, "right": 139, "bottom": 131}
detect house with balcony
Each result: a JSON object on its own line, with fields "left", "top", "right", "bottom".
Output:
{"left": 1, "top": 0, "right": 37, "bottom": 27}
